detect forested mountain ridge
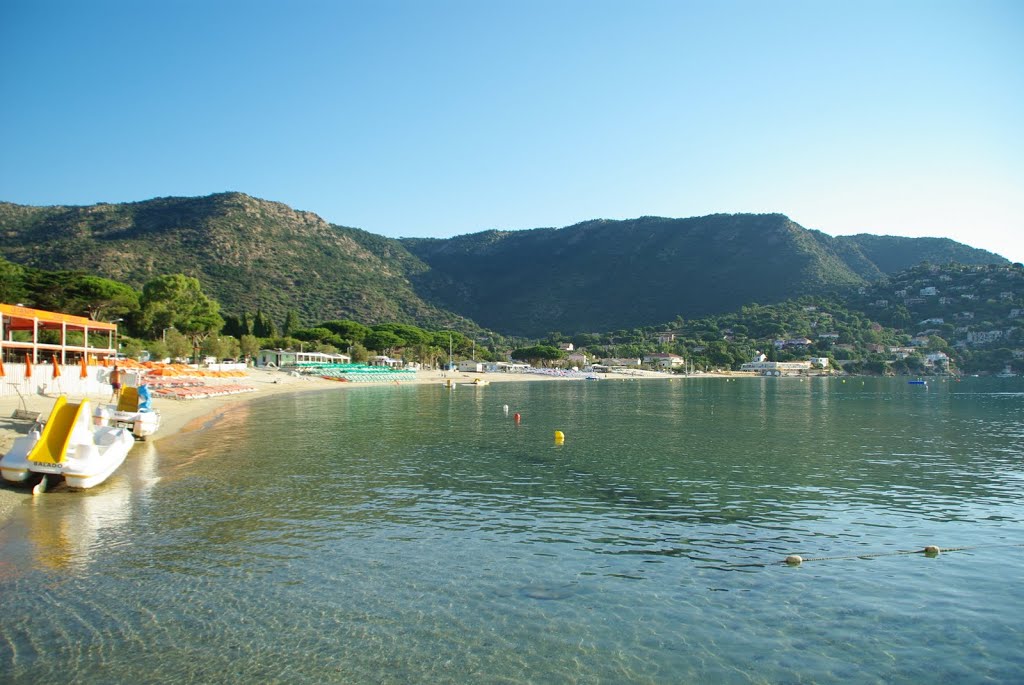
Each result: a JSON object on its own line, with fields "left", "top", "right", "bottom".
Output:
{"left": 0, "top": 193, "right": 1008, "bottom": 336}
{"left": 402, "top": 213, "right": 1005, "bottom": 335}
{"left": 0, "top": 193, "right": 471, "bottom": 330}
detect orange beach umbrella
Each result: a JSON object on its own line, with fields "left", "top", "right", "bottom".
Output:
{"left": 24, "top": 353, "right": 32, "bottom": 379}
{"left": 80, "top": 356, "right": 89, "bottom": 379}
{"left": 51, "top": 354, "right": 61, "bottom": 379}
{"left": 0, "top": 356, "right": 5, "bottom": 378}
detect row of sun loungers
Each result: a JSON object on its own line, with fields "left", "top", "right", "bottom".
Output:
{"left": 150, "top": 383, "right": 256, "bottom": 400}
{"left": 319, "top": 369, "right": 417, "bottom": 382}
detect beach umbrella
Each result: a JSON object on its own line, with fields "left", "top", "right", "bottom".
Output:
{"left": 52, "top": 354, "right": 62, "bottom": 379}
{"left": 80, "top": 356, "right": 88, "bottom": 379}
{"left": 24, "top": 353, "right": 32, "bottom": 379}
{"left": 0, "top": 356, "right": 5, "bottom": 378}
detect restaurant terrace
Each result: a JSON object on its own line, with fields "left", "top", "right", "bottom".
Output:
{"left": 0, "top": 303, "right": 119, "bottom": 365}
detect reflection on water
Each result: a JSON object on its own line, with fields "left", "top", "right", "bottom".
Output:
{"left": 0, "top": 378, "right": 1022, "bottom": 684}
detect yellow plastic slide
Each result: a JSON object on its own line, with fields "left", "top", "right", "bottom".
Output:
{"left": 26, "top": 396, "right": 87, "bottom": 465}
{"left": 117, "top": 386, "right": 139, "bottom": 412}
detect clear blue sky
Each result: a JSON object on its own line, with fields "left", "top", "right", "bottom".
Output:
{"left": 2, "top": 1, "right": 1022, "bottom": 262}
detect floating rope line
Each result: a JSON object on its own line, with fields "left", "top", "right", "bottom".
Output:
{"left": 782, "top": 543, "right": 1024, "bottom": 566}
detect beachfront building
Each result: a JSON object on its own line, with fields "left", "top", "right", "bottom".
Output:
{"left": 368, "top": 355, "right": 404, "bottom": 368}
{"left": 1, "top": 303, "right": 118, "bottom": 364}
{"left": 565, "top": 352, "right": 588, "bottom": 367}
{"left": 256, "top": 349, "right": 351, "bottom": 368}
{"left": 458, "top": 360, "right": 484, "bottom": 373}
{"left": 740, "top": 353, "right": 813, "bottom": 375}
{"left": 740, "top": 359, "right": 814, "bottom": 375}
{"left": 644, "top": 352, "right": 684, "bottom": 369}
{"left": 601, "top": 357, "right": 642, "bottom": 368}
{"left": 484, "top": 362, "right": 530, "bottom": 373}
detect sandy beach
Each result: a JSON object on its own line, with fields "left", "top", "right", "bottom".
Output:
{"left": 0, "top": 366, "right": 685, "bottom": 523}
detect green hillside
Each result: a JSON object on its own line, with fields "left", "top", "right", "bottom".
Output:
{"left": 406, "top": 214, "right": 868, "bottom": 336}
{"left": 0, "top": 193, "right": 468, "bottom": 330}
{"left": 0, "top": 193, "right": 1008, "bottom": 337}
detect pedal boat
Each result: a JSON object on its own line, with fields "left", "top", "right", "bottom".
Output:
{"left": 92, "top": 385, "right": 161, "bottom": 440}
{"left": 1, "top": 396, "right": 135, "bottom": 489}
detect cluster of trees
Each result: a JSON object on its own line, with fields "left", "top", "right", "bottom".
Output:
{"left": 4, "top": 255, "right": 1019, "bottom": 375}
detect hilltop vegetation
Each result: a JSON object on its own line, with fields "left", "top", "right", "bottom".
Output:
{"left": 0, "top": 193, "right": 471, "bottom": 332}
{"left": 0, "top": 193, "right": 1006, "bottom": 337}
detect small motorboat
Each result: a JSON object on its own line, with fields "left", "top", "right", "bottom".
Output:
{"left": 93, "top": 384, "right": 161, "bottom": 440}
{"left": 462, "top": 377, "right": 490, "bottom": 387}
{"left": 2, "top": 396, "right": 135, "bottom": 489}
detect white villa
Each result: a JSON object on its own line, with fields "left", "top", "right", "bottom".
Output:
{"left": 739, "top": 353, "right": 814, "bottom": 375}
{"left": 643, "top": 352, "right": 685, "bottom": 369}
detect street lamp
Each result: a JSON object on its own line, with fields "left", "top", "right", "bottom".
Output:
{"left": 111, "top": 318, "right": 124, "bottom": 360}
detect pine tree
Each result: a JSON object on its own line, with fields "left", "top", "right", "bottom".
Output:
{"left": 282, "top": 309, "right": 301, "bottom": 337}
{"left": 252, "top": 309, "right": 276, "bottom": 338}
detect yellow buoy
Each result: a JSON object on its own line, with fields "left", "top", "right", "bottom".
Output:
{"left": 554, "top": 430, "right": 565, "bottom": 444}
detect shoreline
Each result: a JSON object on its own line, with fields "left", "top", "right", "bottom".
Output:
{"left": 0, "top": 366, "right": 685, "bottom": 523}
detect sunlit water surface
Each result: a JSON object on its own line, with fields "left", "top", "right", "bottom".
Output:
{"left": 1, "top": 377, "right": 1022, "bottom": 683}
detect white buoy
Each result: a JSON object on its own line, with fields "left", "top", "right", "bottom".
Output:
{"left": 785, "top": 555, "right": 803, "bottom": 566}
{"left": 503, "top": 404, "right": 509, "bottom": 415}
{"left": 923, "top": 545, "right": 941, "bottom": 556}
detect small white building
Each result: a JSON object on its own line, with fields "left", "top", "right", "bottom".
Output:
{"left": 643, "top": 353, "right": 684, "bottom": 369}
{"left": 257, "top": 349, "right": 351, "bottom": 367}
{"left": 458, "top": 360, "right": 484, "bottom": 373}
{"left": 368, "top": 355, "right": 404, "bottom": 368}
{"left": 740, "top": 353, "right": 813, "bottom": 375}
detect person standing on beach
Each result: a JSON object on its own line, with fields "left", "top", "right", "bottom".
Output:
{"left": 109, "top": 365, "right": 122, "bottom": 402}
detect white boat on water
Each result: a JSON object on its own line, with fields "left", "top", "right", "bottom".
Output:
{"left": 462, "top": 378, "right": 490, "bottom": 387}
{"left": 1, "top": 396, "right": 135, "bottom": 490}
{"left": 93, "top": 384, "right": 161, "bottom": 440}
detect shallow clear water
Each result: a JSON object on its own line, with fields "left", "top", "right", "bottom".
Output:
{"left": 1, "top": 377, "right": 1022, "bottom": 684}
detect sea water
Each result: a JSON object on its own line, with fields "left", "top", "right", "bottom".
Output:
{"left": 0, "top": 377, "right": 1021, "bottom": 684}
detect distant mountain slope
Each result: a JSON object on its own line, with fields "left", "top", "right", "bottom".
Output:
{"left": 404, "top": 214, "right": 867, "bottom": 335}
{"left": 0, "top": 193, "right": 465, "bottom": 328}
{"left": 0, "top": 194, "right": 1008, "bottom": 336}
{"left": 836, "top": 234, "right": 1006, "bottom": 275}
